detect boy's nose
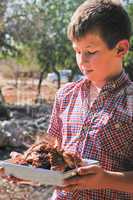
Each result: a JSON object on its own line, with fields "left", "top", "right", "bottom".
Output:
{"left": 79, "top": 53, "right": 88, "bottom": 65}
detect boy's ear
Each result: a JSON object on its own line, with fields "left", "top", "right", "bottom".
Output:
{"left": 115, "top": 40, "right": 129, "bottom": 58}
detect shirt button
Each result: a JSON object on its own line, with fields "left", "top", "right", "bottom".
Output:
{"left": 82, "top": 125, "right": 88, "bottom": 131}
{"left": 115, "top": 123, "right": 120, "bottom": 129}
{"left": 113, "top": 83, "right": 116, "bottom": 88}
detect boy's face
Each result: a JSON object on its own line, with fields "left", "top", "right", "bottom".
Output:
{"left": 72, "top": 32, "right": 123, "bottom": 83}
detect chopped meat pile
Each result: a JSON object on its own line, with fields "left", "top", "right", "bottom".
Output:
{"left": 10, "top": 136, "right": 83, "bottom": 172}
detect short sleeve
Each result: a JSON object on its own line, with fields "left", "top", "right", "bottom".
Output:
{"left": 47, "top": 92, "right": 62, "bottom": 143}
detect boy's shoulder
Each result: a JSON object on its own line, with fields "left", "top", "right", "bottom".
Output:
{"left": 125, "top": 81, "right": 133, "bottom": 96}
{"left": 56, "top": 79, "right": 84, "bottom": 99}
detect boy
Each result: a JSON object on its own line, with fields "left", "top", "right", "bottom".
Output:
{"left": 47, "top": 0, "right": 133, "bottom": 199}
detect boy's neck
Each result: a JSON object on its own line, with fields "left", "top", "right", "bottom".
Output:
{"left": 91, "top": 68, "right": 123, "bottom": 89}
{"left": 91, "top": 80, "right": 106, "bottom": 89}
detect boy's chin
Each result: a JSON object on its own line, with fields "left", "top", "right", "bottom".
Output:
{"left": 84, "top": 74, "right": 105, "bottom": 83}
{"left": 84, "top": 74, "right": 97, "bottom": 81}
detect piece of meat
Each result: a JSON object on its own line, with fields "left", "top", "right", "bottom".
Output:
{"left": 10, "top": 152, "right": 27, "bottom": 165}
{"left": 63, "top": 152, "right": 83, "bottom": 170}
{"left": 10, "top": 136, "right": 83, "bottom": 172}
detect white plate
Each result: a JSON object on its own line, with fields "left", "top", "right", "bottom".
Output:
{"left": 0, "top": 159, "right": 99, "bottom": 186}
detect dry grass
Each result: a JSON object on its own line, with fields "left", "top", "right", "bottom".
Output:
{"left": 0, "top": 74, "right": 57, "bottom": 105}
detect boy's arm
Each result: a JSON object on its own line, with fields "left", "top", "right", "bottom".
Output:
{"left": 61, "top": 165, "right": 133, "bottom": 193}
{"left": 47, "top": 92, "right": 62, "bottom": 143}
{"left": 104, "top": 169, "right": 133, "bottom": 193}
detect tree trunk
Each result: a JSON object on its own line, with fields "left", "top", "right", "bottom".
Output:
{"left": 51, "top": 65, "right": 60, "bottom": 89}
{"left": 36, "top": 66, "right": 47, "bottom": 102}
{"left": 0, "top": 88, "right": 5, "bottom": 103}
{"left": 68, "top": 67, "right": 77, "bottom": 82}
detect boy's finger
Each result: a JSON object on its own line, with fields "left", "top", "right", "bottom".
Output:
{"left": 63, "top": 176, "right": 81, "bottom": 186}
{"left": 77, "top": 165, "right": 100, "bottom": 175}
{"left": 0, "top": 167, "right": 5, "bottom": 176}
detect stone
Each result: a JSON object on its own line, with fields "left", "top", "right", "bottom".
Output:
{"left": 0, "top": 104, "right": 51, "bottom": 147}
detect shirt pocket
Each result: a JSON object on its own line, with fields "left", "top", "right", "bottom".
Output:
{"left": 96, "top": 112, "right": 133, "bottom": 158}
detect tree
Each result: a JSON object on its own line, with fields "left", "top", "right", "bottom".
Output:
{"left": 36, "top": 0, "right": 84, "bottom": 94}
{"left": 1, "top": 0, "right": 132, "bottom": 103}
{"left": 0, "top": 0, "right": 20, "bottom": 56}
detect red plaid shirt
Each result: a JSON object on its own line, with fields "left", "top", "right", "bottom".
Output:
{"left": 47, "top": 70, "right": 133, "bottom": 200}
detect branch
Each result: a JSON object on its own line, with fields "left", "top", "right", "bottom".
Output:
{"left": 5, "top": 14, "right": 27, "bottom": 24}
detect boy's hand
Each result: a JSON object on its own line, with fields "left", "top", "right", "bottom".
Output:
{"left": 0, "top": 167, "right": 40, "bottom": 186}
{"left": 57, "top": 165, "right": 107, "bottom": 191}
{"left": 0, "top": 167, "right": 5, "bottom": 176}
{"left": 2, "top": 175, "right": 40, "bottom": 186}
{"left": 0, "top": 167, "right": 25, "bottom": 184}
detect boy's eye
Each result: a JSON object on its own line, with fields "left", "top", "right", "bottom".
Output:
{"left": 76, "top": 51, "right": 97, "bottom": 55}
{"left": 86, "top": 51, "right": 97, "bottom": 55}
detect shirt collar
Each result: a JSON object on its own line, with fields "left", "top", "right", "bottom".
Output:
{"left": 83, "top": 70, "right": 130, "bottom": 93}
{"left": 102, "top": 70, "right": 130, "bottom": 92}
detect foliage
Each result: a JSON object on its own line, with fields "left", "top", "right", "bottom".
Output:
{"left": 37, "top": 0, "right": 84, "bottom": 75}
{"left": 124, "top": 3, "right": 133, "bottom": 80}
{"left": 0, "top": 0, "right": 133, "bottom": 82}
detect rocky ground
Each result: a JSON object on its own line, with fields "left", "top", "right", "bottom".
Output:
{"left": 0, "top": 104, "right": 52, "bottom": 148}
{"left": 0, "top": 104, "right": 53, "bottom": 200}
{"left": 0, "top": 180, "right": 54, "bottom": 200}
{"left": 0, "top": 75, "right": 59, "bottom": 199}
{"left": 0, "top": 103, "right": 55, "bottom": 200}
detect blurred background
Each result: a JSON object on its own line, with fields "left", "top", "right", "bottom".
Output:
{"left": 0, "top": 0, "right": 133, "bottom": 199}
{"left": 0, "top": 0, "right": 133, "bottom": 106}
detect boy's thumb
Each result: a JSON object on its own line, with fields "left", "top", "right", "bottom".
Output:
{"left": 77, "top": 165, "right": 100, "bottom": 176}
{"left": 0, "top": 167, "right": 5, "bottom": 176}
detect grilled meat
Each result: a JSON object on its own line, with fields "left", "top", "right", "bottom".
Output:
{"left": 10, "top": 136, "right": 83, "bottom": 172}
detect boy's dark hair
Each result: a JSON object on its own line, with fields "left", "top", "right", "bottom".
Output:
{"left": 67, "top": 0, "right": 132, "bottom": 49}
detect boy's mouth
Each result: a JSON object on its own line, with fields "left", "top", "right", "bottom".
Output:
{"left": 83, "top": 69, "right": 94, "bottom": 74}
{"left": 87, "top": 70, "right": 94, "bottom": 72}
